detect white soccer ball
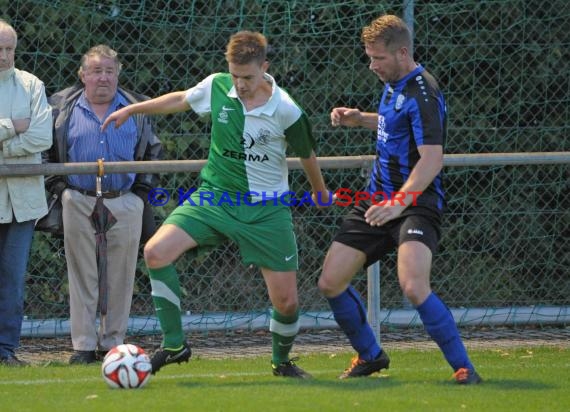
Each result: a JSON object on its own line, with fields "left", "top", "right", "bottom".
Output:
{"left": 101, "top": 344, "right": 152, "bottom": 389}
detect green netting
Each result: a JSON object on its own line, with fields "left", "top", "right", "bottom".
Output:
{"left": 1, "top": 0, "right": 568, "bottom": 336}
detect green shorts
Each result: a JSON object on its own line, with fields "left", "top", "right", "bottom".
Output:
{"left": 163, "top": 187, "right": 298, "bottom": 271}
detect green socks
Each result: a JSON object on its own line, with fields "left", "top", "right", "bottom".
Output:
{"left": 148, "top": 266, "right": 301, "bottom": 363}
{"left": 269, "top": 308, "right": 300, "bottom": 365}
{"left": 148, "top": 264, "right": 184, "bottom": 348}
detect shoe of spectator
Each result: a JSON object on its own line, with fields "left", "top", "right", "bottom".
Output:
{"left": 69, "top": 350, "right": 97, "bottom": 365}
{"left": 96, "top": 350, "right": 109, "bottom": 361}
{"left": 0, "top": 354, "right": 29, "bottom": 367}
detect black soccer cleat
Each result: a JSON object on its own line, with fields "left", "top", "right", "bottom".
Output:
{"left": 272, "top": 357, "right": 312, "bottom": 379}
{"left": 150, "top": 341, "right": 192, "bottom": 374}
{"left": 339, "top": 351, "right": 390, "bottom": 379}
{"left": 453, "top": 367, "right": 482, "bottom": 384}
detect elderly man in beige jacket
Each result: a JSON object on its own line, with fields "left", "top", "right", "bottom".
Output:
{"left": 0, "top": 19, "right": 52, "bottom": 366}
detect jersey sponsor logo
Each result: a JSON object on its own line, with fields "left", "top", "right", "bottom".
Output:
{"left": 222, "top": 105, "right": 235, "bottom": 111}
{"left": 241, "top": 132, "right": 255, "bottom": 149}
{"left": 377, "top": 114, "right": 389, "bottom": 143}
{"left": 284, "top": 254, "right": 295, "bottom": 262}
{"left": 407, "top": 228, "right": 424, "bottom": 236}
{"left": 222, "top": 149, "right": 269, "bottom": 162}
{"left": 241, "top": 129, "right": 271, "bottom": 149}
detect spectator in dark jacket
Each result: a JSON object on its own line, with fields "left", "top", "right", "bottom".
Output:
{"left": 46, "top": 44, "right": 162, "bottom": 364}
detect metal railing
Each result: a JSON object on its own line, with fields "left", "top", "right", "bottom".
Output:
{"left": 2, "top": 152, "right": 568, "bottom": 177}
{"left": 5, "top": 152, "right": 568, "bottom": 338}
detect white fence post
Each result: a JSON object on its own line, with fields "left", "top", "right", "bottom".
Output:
{"left": 367, "top": 262, "right": 381, "bottom": 343}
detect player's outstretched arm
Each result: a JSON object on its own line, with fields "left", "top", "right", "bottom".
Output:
{"left": 101, "top": 91, "right": 191, "bottom": 131}
{"left": 330, "top": 107, "right": 378, "bottom": 130}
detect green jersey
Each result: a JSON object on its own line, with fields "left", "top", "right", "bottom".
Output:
{"left": 185, "top": 73, "right": 315, "bottom": 201}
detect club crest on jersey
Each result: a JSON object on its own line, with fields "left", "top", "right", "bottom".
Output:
{"left": 395, "top": 94, "right": 405, "bottom": 111}
{"left": 217, "top": 110, "right": 230, "bottom": 124}
{"left": 256, "top": 128, "right": 271, "bottom": 146}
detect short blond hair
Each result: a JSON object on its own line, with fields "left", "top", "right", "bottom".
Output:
{"left": 225, "top": 31, "right": 267, "bottom": 65}
{"left": 361, "top": 15, "right": 411, "bottom": 52}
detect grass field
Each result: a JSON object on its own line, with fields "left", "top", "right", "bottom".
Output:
{"left": 1, "top": 346, "right": 567, "bottom": 412}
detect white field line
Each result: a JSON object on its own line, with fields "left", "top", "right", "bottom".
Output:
{"left": 3, "top": 361, "right": 564, "bottom": 386}
{"left": 0, "top": 369, "right": 339, "bottom": 386}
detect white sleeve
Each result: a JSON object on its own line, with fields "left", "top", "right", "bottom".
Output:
{"left": 185, "top": 74, "right": 216, "bottom": 116}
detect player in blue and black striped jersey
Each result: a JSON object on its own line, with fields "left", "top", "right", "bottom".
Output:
{"left": 370, "top": 59, "right": 446, "bottom": 220}
{"left": 318, "top": 14, "right": 482, "bottom": 384}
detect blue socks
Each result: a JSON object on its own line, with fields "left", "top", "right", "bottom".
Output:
{"left": 327, "top": 286, "right": 381, "bottom": 361}
{"left": 328, "top": 287, "right": 474, "bottom": 371}
{"left": 416, "top": 292, "right": 474, "bottom": 372}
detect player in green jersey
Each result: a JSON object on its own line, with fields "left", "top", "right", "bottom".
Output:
{"left": 103, "top": 30, "right": 331, "bottom": 378}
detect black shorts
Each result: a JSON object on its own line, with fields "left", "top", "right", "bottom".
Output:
{"left": 333, "top": 202, "right": 441, "bottom": 268}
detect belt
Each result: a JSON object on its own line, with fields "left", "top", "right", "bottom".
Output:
{"left": 70, "top": 186, "right": 128, "bottom": 199}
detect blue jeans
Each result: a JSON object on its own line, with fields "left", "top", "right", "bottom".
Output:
{"left": 0, "top": 220, "right": 35, "bottom": 358}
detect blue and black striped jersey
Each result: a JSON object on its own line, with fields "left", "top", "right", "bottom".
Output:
{"left": 368, "top": 64, "right": 446, "bottom": 218}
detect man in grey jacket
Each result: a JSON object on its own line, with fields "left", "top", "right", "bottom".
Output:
{"left": 0, "top": 19, "right": 53, "bottom": 366}
{"left": 46, "top": 44, "right": 162, "bottom": 364}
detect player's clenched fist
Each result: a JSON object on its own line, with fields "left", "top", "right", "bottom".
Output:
{"left": 330, "top": 107, "right": 362, "bottom": 127}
